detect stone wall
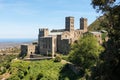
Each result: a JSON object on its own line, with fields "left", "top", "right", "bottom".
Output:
{"left": 39, "top": 36, "right": 57, "bottom": 56}
{"left": 21, "top": 44, "right": 36, "bottom": 55}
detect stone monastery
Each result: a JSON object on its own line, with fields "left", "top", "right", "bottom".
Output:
{"left": 21, "top": 16, "right": 102, "bottom": 57}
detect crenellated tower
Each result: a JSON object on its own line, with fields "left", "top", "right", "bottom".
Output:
{"left": 38, "top": 28, "right": 49, "bottom": 37}
{"left": 38, "top": 28, "right": 49, "bottom": 53}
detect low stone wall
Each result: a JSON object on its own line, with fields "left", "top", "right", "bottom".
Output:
{"left": 23, "top": 57, "right": 52, "bottom": 61}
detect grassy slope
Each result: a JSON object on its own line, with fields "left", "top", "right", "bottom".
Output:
{"left": 8, "top": 59, "right": 78, "bottom": 80}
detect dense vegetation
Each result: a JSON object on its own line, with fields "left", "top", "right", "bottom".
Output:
{"left": 68, "top": 33, "right": 104, "bottom": 79}
{"left": 0, "top": 54, "right": 79, "bottom": 80}
{"left": 7, "top": 59, "right": 79, "bottom": 80}
{"left": 0, "top": 55, "right": 17, "bottom": 75}
{"left": 90, "top": 0, "right": 120, "bottom": 80}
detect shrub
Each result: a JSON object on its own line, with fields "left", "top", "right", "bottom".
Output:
{"left": 54, "top": 56, "right": 61, "bottom": 62}
{"left": 24, "top": 69, "right": 28, "bottom": 76}
{"left": 62, "top": 55, "right": 69, "bottom": 61}
{"left": 29, "top": 75, "right": 35, "bottom": 80}
{"left": 36, "top": 73, "right": 43, "bottom": 80}
{"left": 28, "top": 66, "right": 30, "bottom": 70}
{"left": 18, "top": 71, "right": 24, "bottom": 79}
{"left": 0, "top": 67, "right": 6, "bottom": 74}
{"left": 5, "top": 63, "right": 10, "bottom": 69}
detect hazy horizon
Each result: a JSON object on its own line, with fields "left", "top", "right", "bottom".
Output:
{"left": 0, "top": 38, "right": 36, "bottom": 42}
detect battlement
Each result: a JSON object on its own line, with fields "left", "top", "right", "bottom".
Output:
{"left": 39, "top": 28, "right": 48, "bottom": 31}
{"left": 38, "top": 28, "right": 49, "bottom": 37}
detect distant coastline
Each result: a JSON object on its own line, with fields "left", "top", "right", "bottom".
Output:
{"left": 0, "top": 38, "right": 35, "bottom": 43}
{"left": 0, "top": 38, "right": 36, "bottom": 49}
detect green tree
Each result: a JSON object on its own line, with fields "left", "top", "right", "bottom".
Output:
{"left": 54, "top": 56, "right": 62, "bottom": 62}
{"left": 91, "top": 0, "right": 120, "bottom": 80}
{"left": 69, "top": 33, "right": 104, "bottom": 76}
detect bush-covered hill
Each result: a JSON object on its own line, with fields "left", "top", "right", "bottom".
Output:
{"left": 88, "top": 16, "right": 106, "bottom": 31}
{"left": 7, "top": 60, "right": 79, "bottom": 80}
{"left": 0, "top": 54, "right": 79, "bottom": 80}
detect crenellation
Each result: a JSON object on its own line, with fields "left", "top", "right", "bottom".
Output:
{"left": 38, "top": 28, "right": 49, "bottom": 37}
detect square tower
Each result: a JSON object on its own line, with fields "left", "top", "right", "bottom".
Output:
{"left": 65, "top": 16, "right": 74, "bottom": 32}
{"left": 38, "top": 28, "right": 49, "bottom": 53}
{"left": 38, "top": 28, "right": 49, "bottom": 37}
{"left": 80, "top": 17, "right": 88, "bottom": 32}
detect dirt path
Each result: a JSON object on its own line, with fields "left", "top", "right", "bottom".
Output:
{"left": 61, "top": 60, "right": 70, "bottom": 64}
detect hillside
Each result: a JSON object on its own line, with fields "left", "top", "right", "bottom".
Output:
{"left": 0, "top": 54, "right": 80, "bottom": 80}
{"left": 8, "top": 60, "right": 80, "bottom": 80}
{"left": 88, "top": 16, "right": 106, "bottom": 31}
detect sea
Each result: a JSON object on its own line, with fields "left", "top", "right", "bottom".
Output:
{"left": 0, "top": 38, "right": 36, "bottom": 43}
{"left": 0, "top": 38, "right": 36, "bottom": 49}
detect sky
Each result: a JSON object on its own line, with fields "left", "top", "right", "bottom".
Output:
{"left": 0, "top": 0, "right": 101, "bottom": 39}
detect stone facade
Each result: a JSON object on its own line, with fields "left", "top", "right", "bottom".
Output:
{"left": 80, "top": 17, "right": 88, "bottom": 32}
{"left": 38, "top": 16, "right": 88, "bottom": 55}
{"left": 38, "top": 36, "right": 57, "bottom": 57}
{"left": 65, "top": 16, "right": 74, "bottom": 31}
{"left": 21, "top": 16, "right": 103, "bottom": 57}
{"left": 21, "top": 44, "right": 36, "bottom": 56}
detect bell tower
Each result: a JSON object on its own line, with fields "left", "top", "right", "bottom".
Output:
{"left": 80, "top": 17, "right": 87, "bottom": 32}
{"left": 65, "top": 16, "right": 74, "bottom": 32}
